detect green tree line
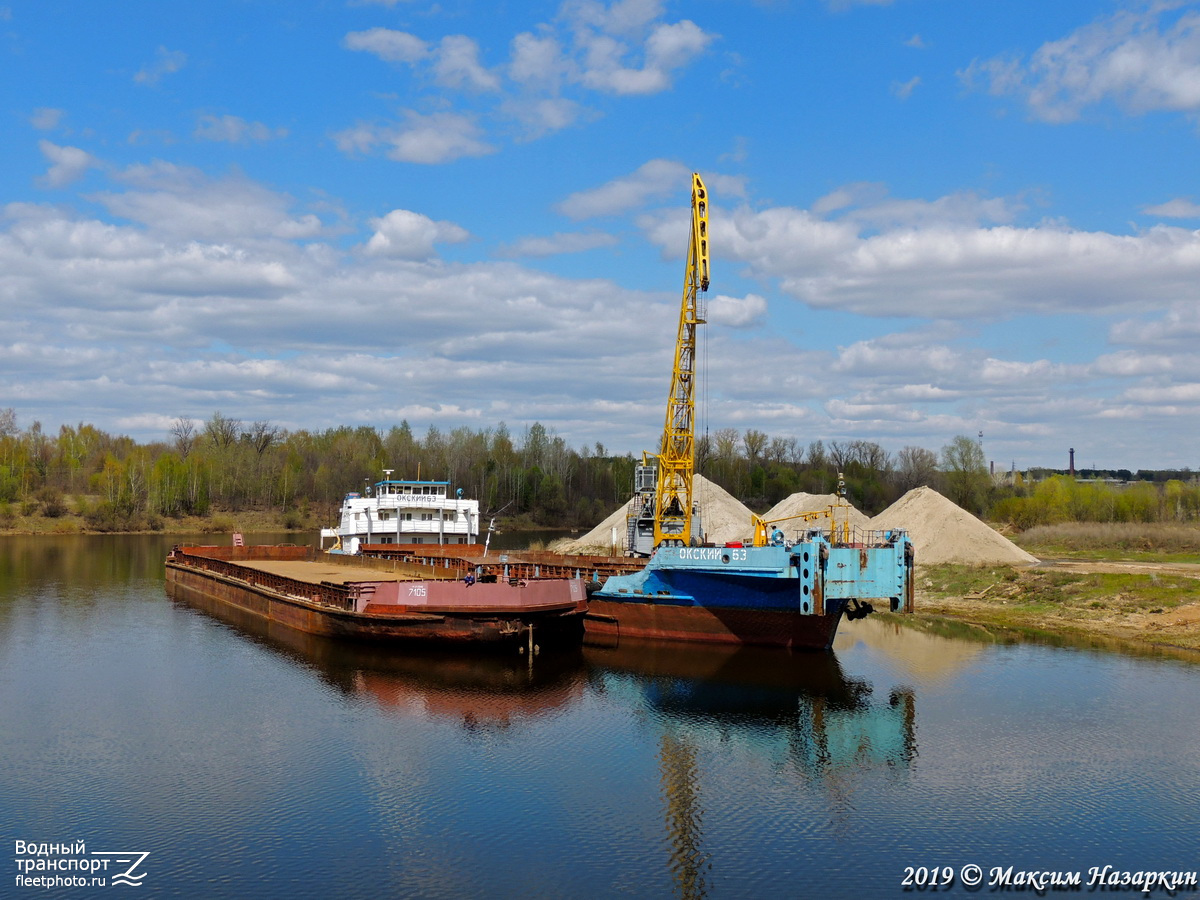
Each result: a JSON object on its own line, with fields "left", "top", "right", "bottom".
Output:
{"left": 0, "top": 407, "right": 1196, "bottom": 531}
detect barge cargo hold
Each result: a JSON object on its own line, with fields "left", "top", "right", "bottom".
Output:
{"left": 165, "top": 544, "right": 587, "bottom": 649}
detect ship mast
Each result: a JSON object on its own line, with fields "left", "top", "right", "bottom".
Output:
{"left": 653, "top": 173, "right": 709, "bottom": 548}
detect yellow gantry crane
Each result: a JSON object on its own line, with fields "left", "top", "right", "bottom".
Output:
{"left": 652, "top": 173, "right": 710, "bottom": 548}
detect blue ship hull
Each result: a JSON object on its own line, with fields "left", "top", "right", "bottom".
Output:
{"left": 588, "top": 533, "right": 913, "bottom": 649}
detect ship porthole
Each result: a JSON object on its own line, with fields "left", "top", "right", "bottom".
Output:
{"left": 802, "top": 602, "right": 809, "bottom": 613}
{"left": 803, "top": 552, "right": 810, "bottom": 562}
{"left": 721, "top": 553, "right": 731, "bottom": 564}
{"left": 802, "top": 584, "right": 809, "bottom": 595}
{"left": 803, "top": 569, "right": 809, "bottom": 579}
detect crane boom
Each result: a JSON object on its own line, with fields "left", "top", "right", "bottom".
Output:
{"left": 653, "top": 173, "right": 709, "bottom": 548}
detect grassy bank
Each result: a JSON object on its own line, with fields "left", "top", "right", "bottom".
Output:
{"left": 914, "top": 562, "right": 1200, "bottom": 653}
{"left": 1013, "top": 521, "right": 1200, "bottom": 562}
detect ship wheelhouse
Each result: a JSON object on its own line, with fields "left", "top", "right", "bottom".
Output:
{"left": 320, "top": 477, "right": 481, "bottom": 553}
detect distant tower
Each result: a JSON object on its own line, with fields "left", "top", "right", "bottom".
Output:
{"left": 1069, "top": 448, "right": 1075, "bottom": 477}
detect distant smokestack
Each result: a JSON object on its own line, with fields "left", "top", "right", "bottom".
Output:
{"left": 1069, "top": 448, "right": 1075, "bottom": 477}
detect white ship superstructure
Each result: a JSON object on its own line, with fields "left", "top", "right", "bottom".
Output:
{"left": 320, "top": 476, "right": 480, "bottom": 554}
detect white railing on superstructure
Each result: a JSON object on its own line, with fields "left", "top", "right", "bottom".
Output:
{"left": 363, "top": 495, "right": 478, "bottom": 510}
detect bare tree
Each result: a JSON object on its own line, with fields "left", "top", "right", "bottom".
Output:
{"left": 828, "top": 440, "right": 850, "bottom": 471}
{"left": 849, "top": 440, "right": 891, "bottom": 474}
{"left": 742, "top": 429, "right": 768, "bottom": 466}
{"left": 247, "top": 421, "right": 280, "bottom": 456}
{"left": 785, "top": 437, "right": 805, "bottom": 467}
{"left": 694, "top": 433, "right": 712, "bottom": 472}
{"left": 171, "top": 417, "right": 197, "bottom": 459}
{"left": 893, "top": 446, "right": 939, "bottom": 492}
{"left": 766, "top": 436, "right": 791, "bottom": 465}
{"left": 714, "top": 427, "right": 740, "bottom": 461}
{"left": 807, "top": 440, "right": 827, "bottom": 469}
{"left": 941, "top": 434, "right": 989, "bottom": 513}
{"left": 204, "top": 411, "right": 241, "bottom": 448}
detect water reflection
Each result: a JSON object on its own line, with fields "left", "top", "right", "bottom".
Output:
{"left": 585, "top": 640, "right": 917, "bottom": 899}
{"left": 586, "top": 640, "right": 916, "bottom": 779}
{"left": 168, "top": 578, "right": 587, "bottom": 731}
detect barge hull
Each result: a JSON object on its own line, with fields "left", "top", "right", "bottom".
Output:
{"left": 165, "top": 553, "right": 585, "bottom": 648}
{"left": 585, "top": 597, "right": 844, "bottom": 649}
{"left": 588, "top": 535, "right": 912, "bottom": 650}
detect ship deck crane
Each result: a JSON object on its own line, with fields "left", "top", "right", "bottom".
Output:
{"left": 652, "top": 173, "right": 709, "bottom": 549}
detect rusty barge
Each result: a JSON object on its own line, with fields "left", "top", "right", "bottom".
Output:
{"left": 165, "top": 543, "right": 587, "bottom": 650}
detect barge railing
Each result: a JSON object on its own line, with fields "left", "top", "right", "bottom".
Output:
{"left": 168, "top": 548, "right": 358, "bottom": 612}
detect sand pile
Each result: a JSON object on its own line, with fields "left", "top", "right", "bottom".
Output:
{"left": 556, "top": 474, "right": 756, "bottom": 554}
{"left": 870, "top": 486, "right": 1038, "bottom": 566}
{"left": 763, "top": 492, "right": 869, "bottom": 530}
{"left": 692, "top": 474, "right": 758, "bottom": 545}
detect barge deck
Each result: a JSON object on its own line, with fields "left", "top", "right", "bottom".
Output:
{"left": 165, "top": 544, "right": 587, "bottom": 650}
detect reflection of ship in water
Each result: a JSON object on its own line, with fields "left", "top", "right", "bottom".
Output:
{"left": 586, "top": 640, "right": 917, "bottom": 779}
{"left": 168, "top": 579, "right": 586, "bottom": 730}
{"left": 585, "top": 640, "right": 917, "bottom": 900}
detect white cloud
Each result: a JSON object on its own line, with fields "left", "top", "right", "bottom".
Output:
{"left": 503, "top": 96, "right": 587, "bottom": 139}
{"left": 509, "top": 32, "right": 570, "bottom": 87}
{"left": 434, "top": 35, "right": 500, "bottom": 91}
{"left": 336, "top": 4, "right": 716, "bottom": 161}
{"left": 1143, "top": 197, "right": 1200, "bottom": 218}
{"left": 384, "top": 111, "right": 494, "bottom": 164}
{"left": 194, "top": 115, "right": 287, "bottom": 143}
{"left": 333, "top": 111, "right": 495, "bottom": 164}
{"left": 558, "top": 158, "right": 691, "bottom": 218}
{"left": 1123, "top": 382, "right": 1200, "bottom": 403}
{"left": 891, "top": 76, "right": 920, "bottom": 99}
{"left": 565, "top": 0, "right": 667, "bottom": 37}
{"left": 576, "top": 19, "right": 715, "bottom": 95}
{"left": 36, "top": 141, "right": 100, "bottom": 188}
{"left": 134, "top": 46, "right": 187, "bottom": 86}
{"left": 812, "top": 184, "right": 1021, "bottom": 230}
{"left": 645, "top": 20, "right": 712, "bottom": 71}
{"left": 498, "top": 231, "right": 618, "bottom": 257}
{"left": 362, "top": 209, "right": 470, "bottom": 259}
{"left": 343, "top": 29, "right": 498, "bottom": 91}
{"left": 92, "top": 161, "right": 323, "bottom": 241}
{"left": 961, "top": 6, "right": 1200, "bottom": 123}
{"left": 343, "top": 28, "right": 429, "bottom": 64}
{"left": 1110, "top": 303, "right": 1200, "bottom": 348}
{"left": 0, "top": 173, "right": 692, "bottom": 450}
{"left": 30, "top": 108, "right": 64, "bottom": 131}
{"left": 707, "top": 293, "right": 767, "bottom": 328}
{"left": 641, "top": 188, "right": 1200, "bottom": 320}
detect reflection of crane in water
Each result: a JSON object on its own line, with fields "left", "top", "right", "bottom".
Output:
{"left": 660, "top": 731, "right": 710, "bottom": 899}
{"left": 587, "top": 641, "right": 918, "bottom": 897}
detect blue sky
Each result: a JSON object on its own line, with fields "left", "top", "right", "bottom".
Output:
{"left": 4, "top": 0, "right": 1200, "bottom": 470}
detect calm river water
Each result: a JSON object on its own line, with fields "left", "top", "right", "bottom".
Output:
{"left": 3, "top": 534, "right": 1199, "bottom": 899}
